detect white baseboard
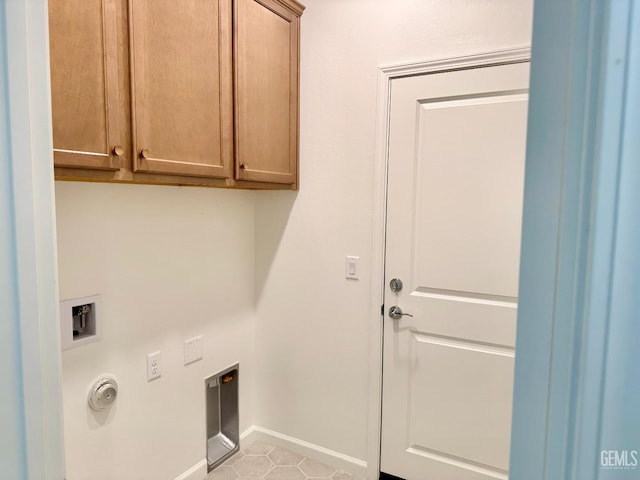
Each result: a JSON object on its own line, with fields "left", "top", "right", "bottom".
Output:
{"left": 174, "top": 459, "right": 207, "bottom": 480}
{"left": 241, "top": 425, "right": 367, "bottom": 478}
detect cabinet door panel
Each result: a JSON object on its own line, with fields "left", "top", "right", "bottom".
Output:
{"left": 49, "top": 0, "right": 121, "bottom": 170}
{"left": 235, "top": 0, "right": 300, "bottom": 185}
{"left": 130, "top": 0, "right": 233, "bottom": 178}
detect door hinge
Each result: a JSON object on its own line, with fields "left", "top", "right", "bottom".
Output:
{"left": 381, "top": 304, "right": 384, "bottom": 316}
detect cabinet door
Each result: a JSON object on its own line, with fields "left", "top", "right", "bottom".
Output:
{"left": 235, "top": 0, "right": 302, "bottom": 185}
{"left": 49, "top": 0, "right": 122, "bottom": 170}
{"left": 129, "top": 0, "right": 233, "bottom": 178}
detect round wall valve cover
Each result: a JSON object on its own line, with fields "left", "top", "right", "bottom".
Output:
{"left": 88, "top": 377, "right": 118, "bottom": 411}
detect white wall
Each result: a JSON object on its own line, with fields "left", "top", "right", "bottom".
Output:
{"left": 254, "top": 0, "right": 534, "bottom": 463}
{"left": 55, "top": 2, "right": 534, "bottom": 477}
{"left": 56, "top": 182, "right": 256, "bottom": 480}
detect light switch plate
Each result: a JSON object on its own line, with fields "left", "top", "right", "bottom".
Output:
{"left": 184, "top": 335, "right": 203, "bottom": 365}
{"left": 346, "top": 256, "right": 360, "bottom": 280}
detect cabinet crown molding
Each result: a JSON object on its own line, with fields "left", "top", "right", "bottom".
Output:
{"left": 275, "top": 0, "right": 305, "bottom": 16}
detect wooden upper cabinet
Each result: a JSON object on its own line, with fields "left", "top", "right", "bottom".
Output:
{"left": 50, "top": 0, "right": 304, "bottom": 187}
{"left": 49, "top": 0, "right": 122, "bottom": 170}
{"left": 129, "top": 0, "right": 233, "bottom": 178}
{"left": 234, "top": 0, "right": 303, "bottom": 185}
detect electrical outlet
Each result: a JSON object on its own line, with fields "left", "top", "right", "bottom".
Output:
{"left": 147, "top": 351, "right": 162, "bottom": 381}
{"left": 184, "top": 335, "right": 203, "bottom": 365}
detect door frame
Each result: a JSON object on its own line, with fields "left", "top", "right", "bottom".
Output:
{"left": 1, "top": 0, "right": 65, "bottom": 478}
{"left": 366, "top": 47, "right": 531, "bottom": 480}
{"left": 510, "top": 1, "right": 640, "bottom": 478}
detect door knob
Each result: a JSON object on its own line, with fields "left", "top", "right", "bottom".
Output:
{"left": 139, "top": 148, "right": 150, "bottom": 159}
{"left": 390, "top": 278, "right": 403, "bottom": 292}
{"left": 389, "top": 305, "right": 413, "bottom": 320}
{"left": 112, "top": 145, "right": 125, "bottom": 157}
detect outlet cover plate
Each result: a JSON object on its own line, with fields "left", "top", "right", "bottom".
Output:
{"left": 184, "top": 335, "right": 203, "bottom": 365}
{"left": 147, "top": 351, "right": 162, "bottom": 381}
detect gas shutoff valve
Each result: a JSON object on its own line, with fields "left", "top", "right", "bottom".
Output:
{"left": 88, "top": 377, "right": 118, "bottom": 411}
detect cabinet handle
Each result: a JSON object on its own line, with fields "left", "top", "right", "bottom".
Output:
{"left": 139, "top": 148, "right": 150, "bottom": 159}
{"left": 112, "top": 145, "right": 125, "bottom": 157}
{"left": 239, "top": 163, "right": 247, "bottom": 170}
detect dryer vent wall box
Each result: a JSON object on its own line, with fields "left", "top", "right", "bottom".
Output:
{"left": 206, "top": 364, "right": 240, "bottom": 472}
{"left": 60, "top": 294, "right": 101, "bottom": 350}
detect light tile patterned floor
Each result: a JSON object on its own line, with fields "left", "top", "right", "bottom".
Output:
{"left": 207, "top": 441, "right": 364, "bottom": 480}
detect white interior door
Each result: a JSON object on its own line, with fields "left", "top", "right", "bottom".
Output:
{"left": 380, "top": 62, "right": 529, "bottom": 480}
